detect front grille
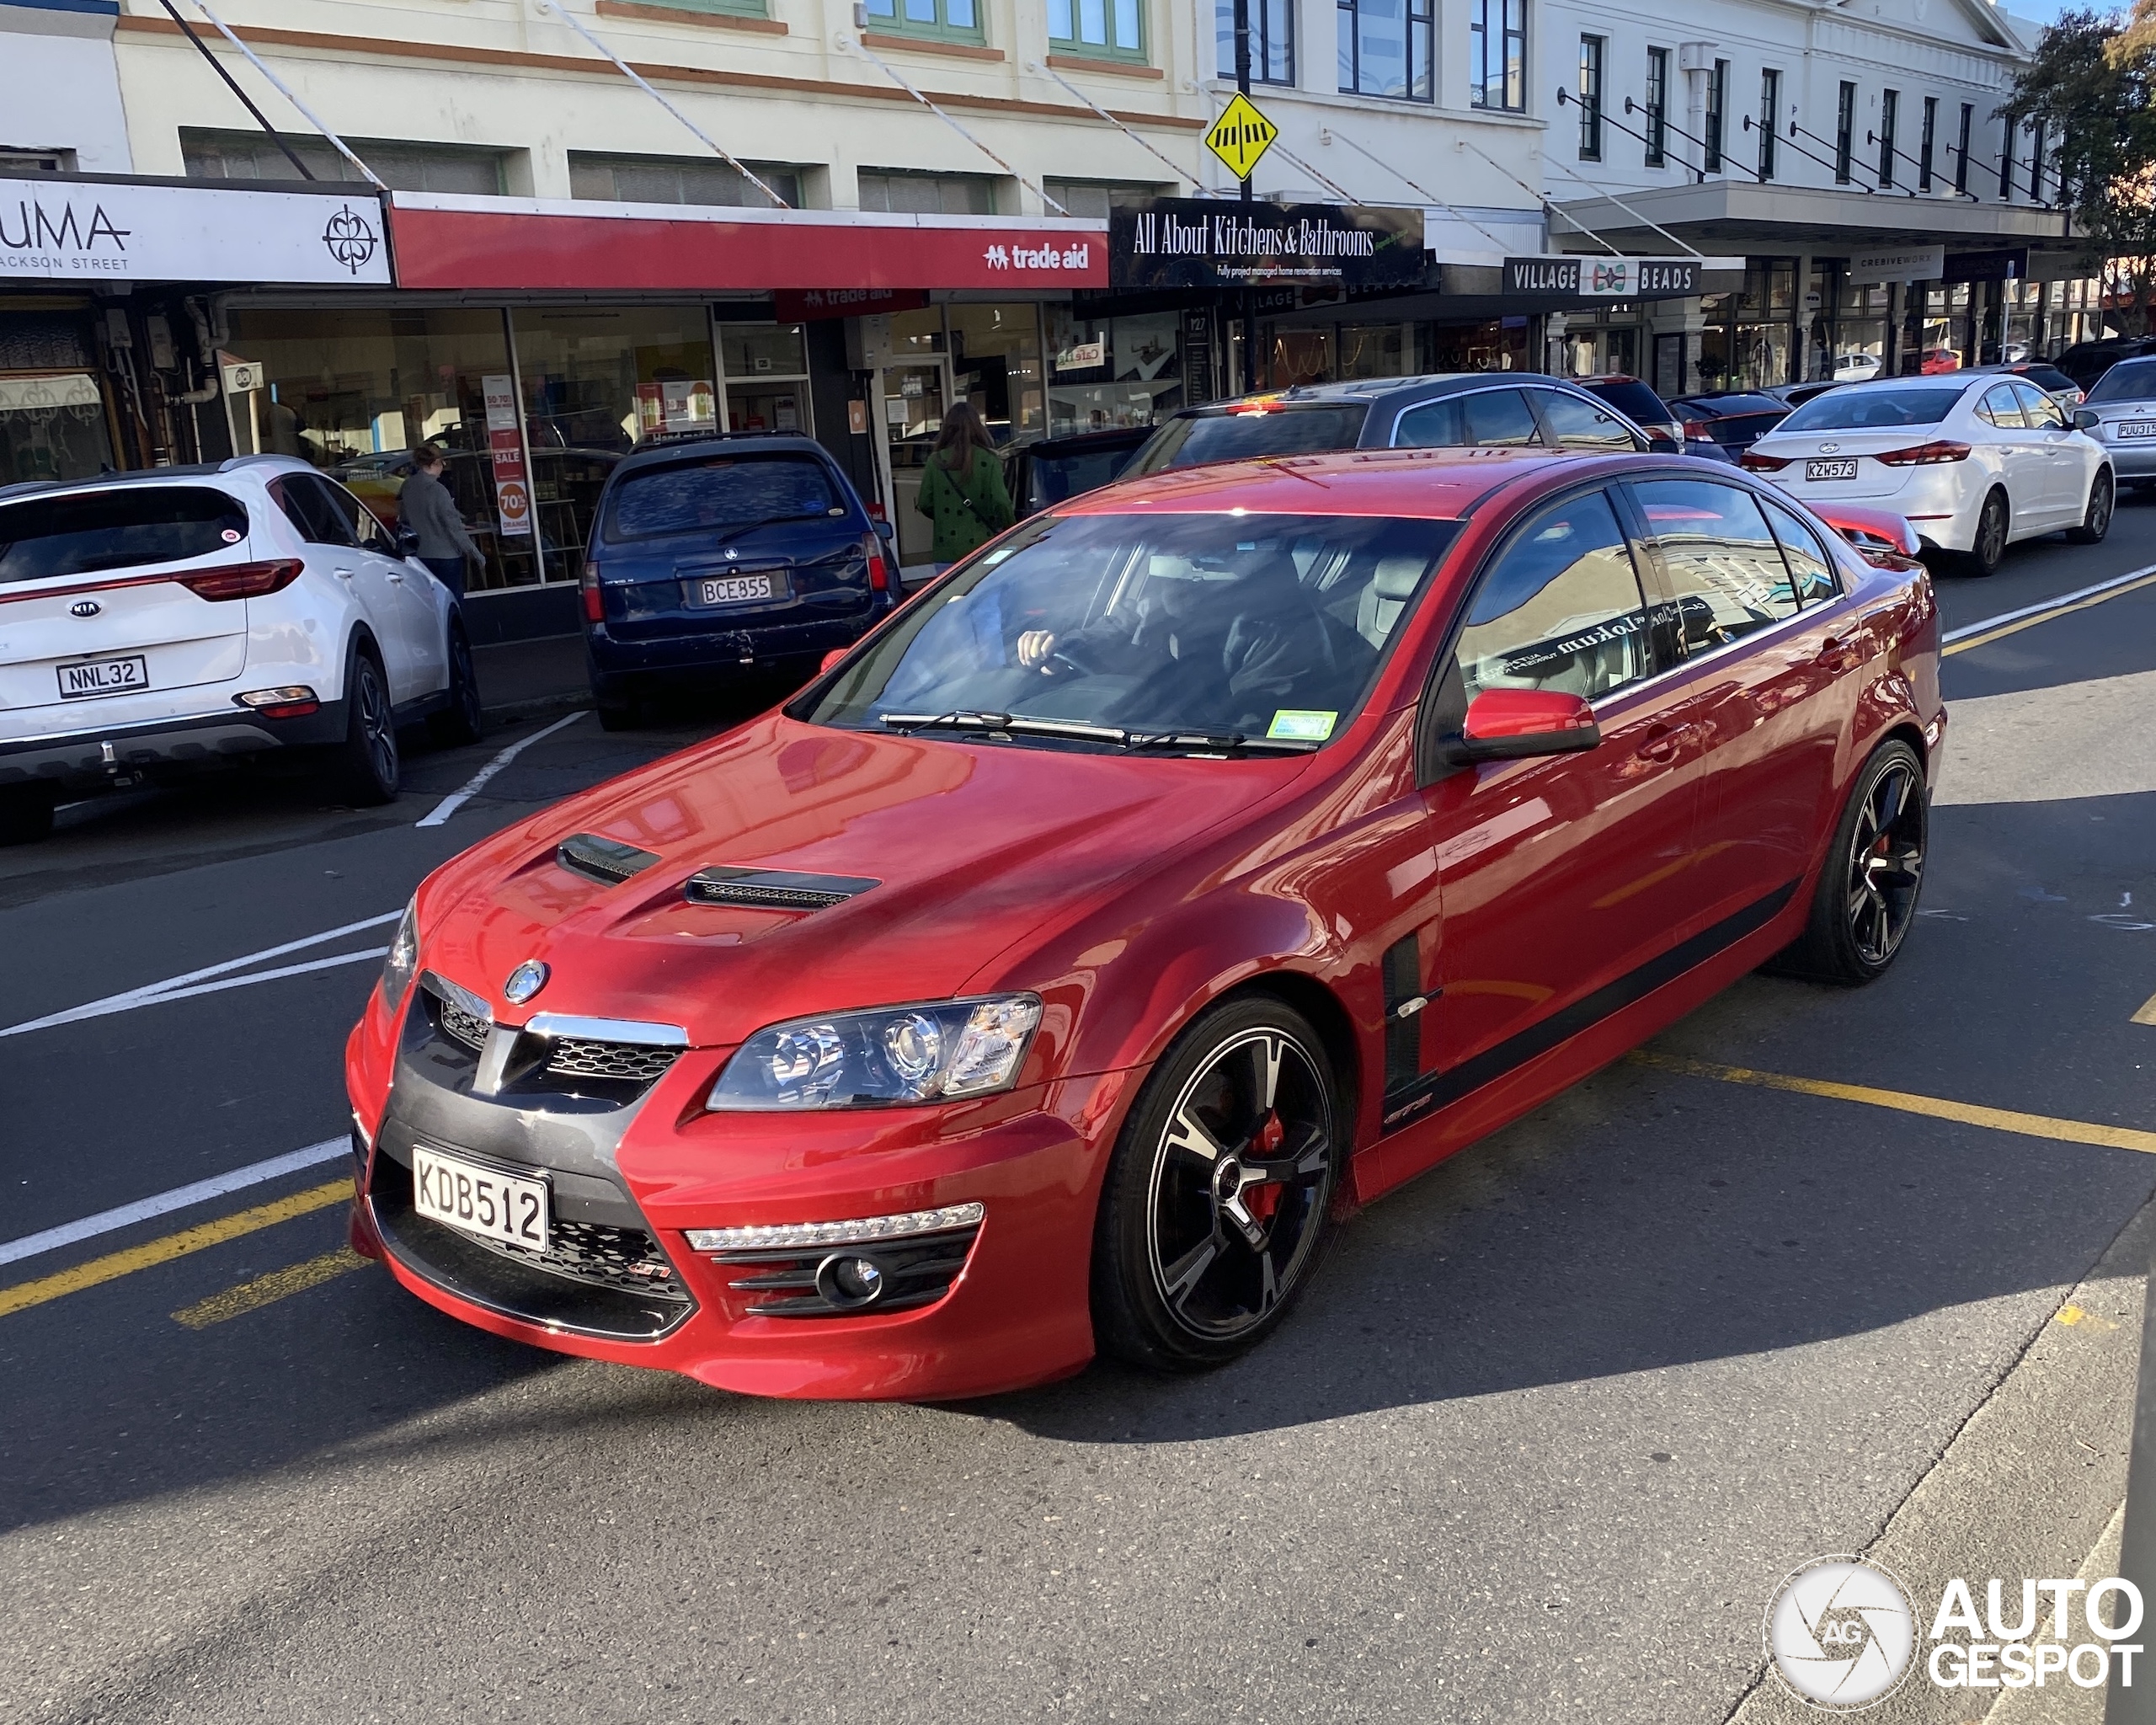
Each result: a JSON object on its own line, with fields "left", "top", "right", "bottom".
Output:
{"left": 480, "top": 1214, "right": 686, "bottom": 1299}
{"left": 546, "top": 1038, "right": 680, "bottom": 1083}
{"left": 436, "top": 997, "right": 489, "bottom": 1052}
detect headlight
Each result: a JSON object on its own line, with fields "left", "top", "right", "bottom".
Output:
{"left": 380, "top": 897, "right": 419, "bottom": 1013}
{"left": 706, "top": 994, "right": 1043, "bottom": 1111}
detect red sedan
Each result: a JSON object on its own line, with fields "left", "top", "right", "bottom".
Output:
{"left": 344, "top": 447, "right": 1942, "bottom": 1400}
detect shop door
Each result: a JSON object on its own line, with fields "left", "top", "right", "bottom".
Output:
{"left": 876, "top": 360, "right": 952, "bottom": 578}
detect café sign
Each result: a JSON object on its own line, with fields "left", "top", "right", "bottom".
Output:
{"left": 0, "top": 175, "right": 391, "bottom": 285}
{"left": 1113, "top": 198, "right": 1426, "bottom": 292}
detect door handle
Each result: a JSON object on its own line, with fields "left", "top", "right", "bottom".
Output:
{"left": 1636, "top": 722, "right": 1688, "bottom": 762}
{"left": 387, "top": 571, "right": 406, "bottom": 584}
{"left": 333, "top": 567, "right": 355, "bottom": 579}
{"left": 1818, "top": 635, "right": 1862, "bottom": 671}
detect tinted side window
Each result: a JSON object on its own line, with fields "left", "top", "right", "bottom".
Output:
{"left": 317, "top": 477, "right": 392, "bottom": 550}
{"left": 1531, "top": 389, "right": 1639, "bottom": 451}
{"left": 1460, "top": 388, "right": 1541, "bottom": 447}
{"left": 1978, "top": 384, "right": 2027, "bottom": 430}
{"left": 1453, "top": 489, "right": 1653, "bottom": 702}
{"left": 1632, "top": 478, "right": 1800, "bottom": 649}
{"left": 270, "top": 475, "right": 357, "bottom": 547}
{"left": 1391, "top": 397, "right": 1464, "bottom": 447}
{"left": 0, "top": 486, "right": 248, "bottom": 583}
{"left": 1758, "top": 495, "right": 1841, "bottom": 607}
{"left": 2013, "top": 380, "right": 2065, "bottom": 429}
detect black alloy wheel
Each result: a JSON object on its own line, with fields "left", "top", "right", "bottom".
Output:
{"left": 429, "top": 622, "right": 484, "bottom": 747}
{"left": 2068, "top": 470, "right": 2116, "bottom": 544}
{"left": 330, "top": 648, "right": 400, "bottom": 806}
{"left": 1779, "top": 739, "right": 1927, "bottom": 985}
{"left": 1963, "top": 489, "right": 2009, "bottom": 576}
{"left": 1093, "top": 997, "right": 1339, "bottom": 1372}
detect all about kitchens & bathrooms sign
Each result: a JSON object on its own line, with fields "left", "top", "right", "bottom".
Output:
{"left": 1112, "top": 198, "right": 1426, "bottom": 292}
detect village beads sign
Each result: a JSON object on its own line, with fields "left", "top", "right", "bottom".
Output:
{"left": 1111, "top": 199, "right": 1427, "bottom": 291}
{"left": 0, "top": 178, "right": 392, "bottom": 285}
{"left": 1503, "top": 255, "right": 1731, "bottom": 300}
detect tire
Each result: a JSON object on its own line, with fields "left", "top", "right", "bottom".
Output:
{"left": 328, "top": 644, "right": 399, "bottom": 806}
{"left": 1780, "top": 740, "right": 1928, "bottom": 985}
{"left": 1959, "top": 489, "right": 2009, "bottom": 575}
{"left": 2068, "top": 469, "right": 2116, "bottom": 544}
{"left": 595, "top": 699, "right": 640, "bottom": 733}
{"left": 0, "top": 782, "right": 56, "bottom": 846}
{"left": 427, "top": 621, "right": 483, "bottom": 747}
{"left": 1092, "top": 996, "right": 1341, "bottom": 1373}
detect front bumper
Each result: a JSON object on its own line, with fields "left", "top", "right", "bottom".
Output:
{"left": 345, "top": 982, "right": 1134, "bottom": 1400}
{"left": 0, "top": 702, "right": 348, "bottom": 789}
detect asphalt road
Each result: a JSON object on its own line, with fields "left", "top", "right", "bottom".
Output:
{"left": 5, "top": 505, "right": 2156, "bottom": 1724}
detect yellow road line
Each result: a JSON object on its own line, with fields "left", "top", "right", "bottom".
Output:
{"left": 1943, "top": 569, "right": 2156, "bottom": 657}
{"left": 1629, "top": 1051, "right": 2156, "bottom": 1155}
{"left": 2132, "top": 992, "right": 2156, "bottom": 1028}
{"left": 172, "top": 1247, "right": 366, "bottom": 1329}
{"left": 0, "top": 1178, "right": 350, "bottom": 1320}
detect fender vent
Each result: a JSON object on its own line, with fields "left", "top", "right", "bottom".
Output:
{"left": 558, "top": 832, "right": 662, "bottom": 886}
{"left": 685, "top": 866, "right": 878, "bottom": 911}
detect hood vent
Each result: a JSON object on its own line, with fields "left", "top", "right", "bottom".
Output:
{"left": 685, "top": 866, "right": 879, "bottom": 911}
{"left": 558, "top": 832, "right": 662, "bottom": 886}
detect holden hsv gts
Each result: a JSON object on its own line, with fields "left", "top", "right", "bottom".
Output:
{"left": 344, "top": 446, "right": 1941, "bottom": 1400}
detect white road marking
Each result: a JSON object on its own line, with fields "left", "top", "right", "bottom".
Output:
{"left": 1941, "top": 561, "right": 2156, "bottom": 645}
{"left": 0, "top": 909, "right": 403, "bottom": 1039}
{"left": 0, "top": 1136, "right": 348, "bottom": 1268}
{"left": 417, "top": 711, "right": 584, "bottom": 827}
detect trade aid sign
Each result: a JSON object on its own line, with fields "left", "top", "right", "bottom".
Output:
{"left": 1112, "top": 198, "right": 1426, "bottom": 291}
{"left": 0, "top": 176, "right": 389, "bottom": 285}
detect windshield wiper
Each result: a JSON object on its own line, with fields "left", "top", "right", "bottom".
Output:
{"left": 878, "top": 711, "right": 1133, "bottom": 745}
{"left": 1123, "top": 729, "right": 1317, "bottom": 755}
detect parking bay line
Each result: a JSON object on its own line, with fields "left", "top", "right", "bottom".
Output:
{"left": 417, "top": 710, "right": 584, "bottom": 828}
{"left": 0, "top": 1178, "right": 350, "bottom": 1320}
{"left": 1629, "top": 1050, "right": 2156, "bottom": 1154}
{"left": 1942, "top": 562, "right": 2156, "bottom": 658}
{"left": 172, "top": 1247, "right": 366, "bottom": 1329}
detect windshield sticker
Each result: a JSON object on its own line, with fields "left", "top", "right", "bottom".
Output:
{"left": 1267, "top": 709, "right": 1337, "bottom": 742}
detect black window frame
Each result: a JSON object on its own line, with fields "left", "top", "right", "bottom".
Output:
{"left": 1956, "top": 103, "right": 1973, "bottom": 195}
{"left": 1645, "top": 46, "right": 1669, "bottom": 168}
{"left": 1919, "top": 96, "right": 1937, "bottom": 191}
{"left": 1337, "top": 0, "right": 1433, "bottom": 102}
{"left": 2029, "top": 120, "right": 2047, "bottom": 201}
{"left": 1577, "top": 35, "right": 1605, "bottom": 161}
{"left": 1217, "top": 0, "right": 1295, "bottom": 88}
{"left": 1878, "top": 88, "right": 1898, "bottom": 187}
{"left": 1834, "top": 82, "right": 1856, "bottom": 184}
{"left": 1758, "top": 68, "right": 1780, "bottom": 181}
{"left": 1705, "top": 60, "right": 1728, "bottom": 174}
{"left": 1469, "top": 0, "right": 1526, "bottom": 112}
{"left": 1999, "top": 116, "right": 2015, "bottom": 199}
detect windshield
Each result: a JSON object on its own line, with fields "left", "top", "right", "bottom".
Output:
{"left": 1778, "top": 387, "right": 1966, "bottom": 432}
{"left": 0, "top": 486, "right": 248, "bottom": 584}
{"left": 806, "top": 510, "right": 1460, "bottom": 750}
{"left": 604, "top": 454, "right": 841, "bottom": 540}
{"left": 1124, "top": 405, "right": 1369, "bottom": 477}
{"left": 2089, "top": 359, "right": 2156, "bottom": 404}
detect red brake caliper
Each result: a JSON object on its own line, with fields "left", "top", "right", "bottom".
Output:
{"left": 1246, "top": 1111, "right": 1287, "bottom": 1222}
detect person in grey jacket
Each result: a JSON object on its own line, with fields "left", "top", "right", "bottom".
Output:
{"left": 399, "top": 444, "right": 482, "bottom": 598}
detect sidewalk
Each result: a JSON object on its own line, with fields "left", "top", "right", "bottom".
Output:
{"left": 472, "top": 633, "right": 591, "bottom": 722}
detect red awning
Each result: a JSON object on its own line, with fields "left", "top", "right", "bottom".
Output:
{"left": 387, "top": 193, "right": 1106, "bottom": 293}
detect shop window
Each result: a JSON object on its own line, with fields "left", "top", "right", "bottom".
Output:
{"left": 1470, "top": 0, "right": 1524, "bottom": 112}
{"left": 180, "top": 128, "right": 510, "bottom": 195}
{"left": 1216, "top": 0, "right": 1294, "bottom": 84}
{"left": 718, "top": 323, "right": 812, "bottom": 440}
{"left": 1577, "top": 36, "right": 1604, "bottom": 161}
{"left": 1338, "top": 0, "right": 1432, "bottom": 102}
{"left": 858, "top": 169, "right": 997, "bottom": 215}
{"left": 1051, "top": 0, "right": 1145, "bottom": 61}
{"left": 861, "top": 0, "right": 984, "bottom": 43}
{"left": 1046, "top": 307, "right": 1182, "bottom": 431}
{"left": 0, "top": 371, "right": 115, "bottom": 484}
{"left": 1043, "top": 179, "right": 1167, "bottom": 219}
{"left": 1644, "top": 47, "right": 1668, "bottom": 167}
{"left": 223, "top": 307, "right": 547, "bottom": 593}
{"left": 949, "top": 304, "right": 1045, "bottom": 445}
{"left": 568, "top": 153, "right": 801, "bottom": 209}
{"left": 1338, "top": 324, "right": 1406, "bottom": 380}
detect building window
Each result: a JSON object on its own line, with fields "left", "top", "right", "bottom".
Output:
{"left": 0, "top": 147, "right": 74, "bottom": 173}
{"left": 1644, "top": 47, "right": 1668, "bottom": 167}
{"left": 1998, "top": 115, "right": 2015, "bottom": 198}
{"left": 1052, "top": 0, "right": 1145, "bottom": 61}
{"left": 1216, "top": 0, "right": 1294, "bottom": 83}
{"left": 1469, "top": 0, "right": 1524, "bottom": 111}
{"left": 1577, "top": 35, "right": 1604, "bottom": 160}
{"left": 1705, "top": 60, "right": 1727, "bottom": 174}
{"left": 1956, "top": 102, "right": 1973, "bottom": 195}
{"left": 2029, "top": 120, "right": 2047, "bottom": 200}
{"left": 861, "top": 0, "right": 983, "bottom": 44}
{"left": 1919, "top": 96, "right": 1936, "bottom": 190}
{"left": 1834, "top": 82, "right": 1856, "bottom": 184}
{"left": 858, "top": 169, "right": 997, "bottom": 214}
{"left": 1043, "top": 179, "right": 1166, "bottom": 217}
{"left": 1338, "top": 0, "right": 1433, "bottom": 102}
{"left": 181, "top": 128, "right": 510, "bottom": 194}
{"left": 1758, "top": 68, "right": 1780, "bottom": 180}
{"left": 568, "top": 153, "right": 801, "bottom": 207}
{"left": 1878, "top": 88, "right": 1897, "bottom": 187}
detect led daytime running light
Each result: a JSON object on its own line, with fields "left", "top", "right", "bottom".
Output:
{"left": 686, "top": 1202, "right": 985, "bottom": 1254}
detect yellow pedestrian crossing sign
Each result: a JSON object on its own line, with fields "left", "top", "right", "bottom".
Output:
{"left": 1205, "top": 93, "right": 1278, "bottom": 182}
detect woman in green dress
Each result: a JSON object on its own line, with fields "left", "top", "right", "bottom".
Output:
{"left": 914, "top": 402, "right": 1015, "bottom": 574}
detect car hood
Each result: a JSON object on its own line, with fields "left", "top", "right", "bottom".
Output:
{"left": 414, "top": 713, "right": 1311, "bottom": 1048}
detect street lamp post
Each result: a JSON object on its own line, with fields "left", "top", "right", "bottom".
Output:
{"left": 1233, "top": 0, "right": 1257, "bottom": 394}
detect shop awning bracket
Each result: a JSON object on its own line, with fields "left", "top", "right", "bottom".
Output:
{"left": 157, "top": 0, "right": 315, "bottom": 181}
{"left": 846, "top": 34, "right": 1070, "bottom": 217}
{"left": 534, "top": 0, "right": 789, "bottom": 206}
{"left": 1024, "top": 61, "right": 1222, "bottom": 197}
{"left": 187, "top": 0, "right": 387, "bottom": 190}
{"left": 1540, "top": 152, "right": 1708, "bottom": 259}
{"left": 1450, "top": 136, "right": 1624, "bottom": 259}
{"left": 1319, "top": 128, "right": 1511, "bottom": 253}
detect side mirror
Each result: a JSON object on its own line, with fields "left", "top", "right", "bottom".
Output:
{"left": 394, "top": 526, "right": 422, "bottom": 558}
{"left": 1458, "top": 688, "right": 1600, "bottom": 761}
{"left": 819, "top": 648, "right": 849, "bottom": 673}
{"left": 873, "top": 517, "right": 896, "bottom": 543}
{"left": 2073, "top": 408, "right": 2100, "bottom": 431}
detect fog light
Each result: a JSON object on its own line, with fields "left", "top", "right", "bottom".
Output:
{"left": 817, "top": 1253, "right": 886, "bottom": 1309}
{"left": 235, "top": 686, "right": 319, "bottom": 718}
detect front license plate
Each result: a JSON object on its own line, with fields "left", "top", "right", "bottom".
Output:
{"left": 1806, "top": 459, "right": 1860, "bottom": 481}
{"left": 688, "top": 573, "right": 782, "bottom": 607}
{"left": 56, "top": 654, "right": 149, "bottom": 699}
{"left": 2118, "top": 421, "right": 2156, "bottom": 439}
{"left": 412, "top": 1144, "right": 549, "bottom": 1252}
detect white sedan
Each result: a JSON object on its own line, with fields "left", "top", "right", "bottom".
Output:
{"left": 1741, "top": 373, "right": 2114, "bottom": 575}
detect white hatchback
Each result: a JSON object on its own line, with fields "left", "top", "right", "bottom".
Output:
{"left": 0, "top": 454, "right": 482, "bottom": 842}
{"left": 1741, "top": 373, "right": 2114, "bottom": 575}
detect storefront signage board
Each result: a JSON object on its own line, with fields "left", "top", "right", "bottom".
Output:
{"left": 1941, "top": 248, "right": 2027, "bottom": 284}
{"left": 773, "top": 288, "right": 931, "bottom": 322}
{"left": 0, "top": 175, "right": 390, "bottom": 285}
{"left": 1847, "top": 245, "right": 1947, "bottom": 285}
{"left": 1502, "top": 256, "right": 1729, "bottom": 300}
{"left": 482, "top": 375, "right": 531, "bottom": 539}
{"left": 388, "top": 194, "right": 1105, "bottom": 292}
{"left": 1112, "top": 199, "right": 1426, "bottom": 292}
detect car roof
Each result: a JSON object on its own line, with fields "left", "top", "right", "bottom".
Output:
{"left": 1173, "top": 372, "right": 1584, "bottom": 417}
{"left": 1054, "top": 445, "right": 1651, "bottom": 521}
{"left": 608, "top": 433, "right": 838, "bottom": 478}
{"left": 0, "top": 453, "right": 312, "bottom": 505}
